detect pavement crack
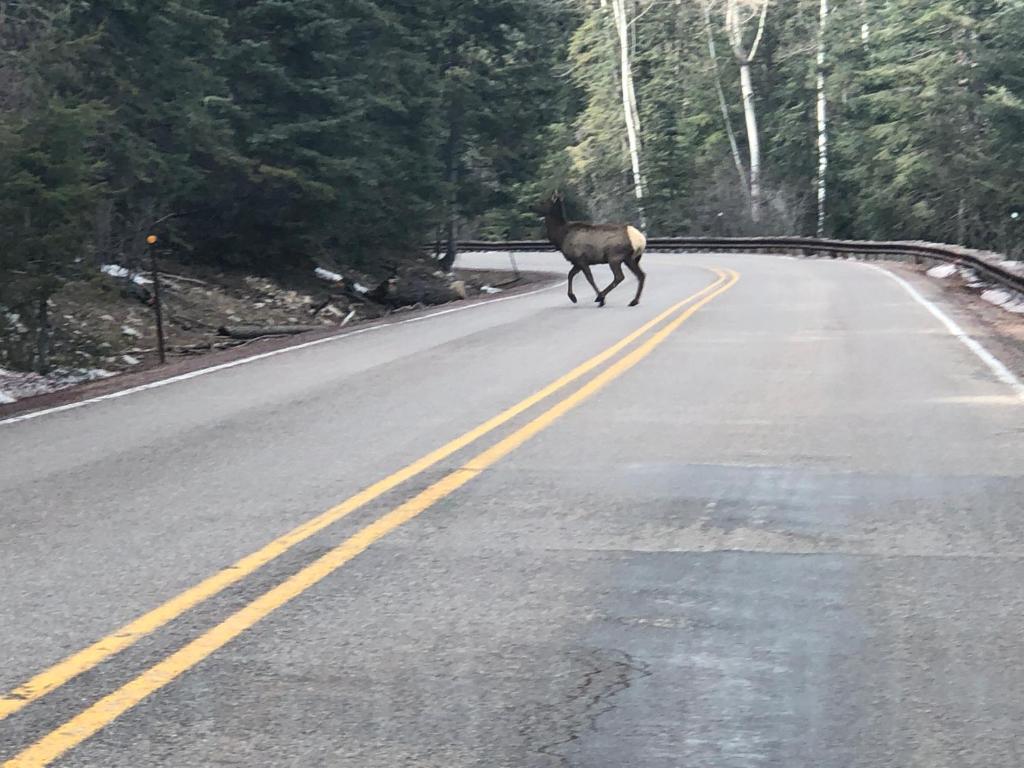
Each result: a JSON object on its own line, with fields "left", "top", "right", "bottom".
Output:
{"left": 534, "top": 649, "right": 651, "bottom": 766}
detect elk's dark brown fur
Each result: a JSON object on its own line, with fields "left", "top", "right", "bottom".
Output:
{"left": 542, "top": 192, "right": 647, "bottom": 307}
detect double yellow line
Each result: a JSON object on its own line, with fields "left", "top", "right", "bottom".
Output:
{"left": 2, "top": 267, "right": 739, "bottom": 767}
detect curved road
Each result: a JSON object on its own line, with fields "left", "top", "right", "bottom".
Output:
{"left": 2, "top": 252, "right": 1023, "bottom": 766}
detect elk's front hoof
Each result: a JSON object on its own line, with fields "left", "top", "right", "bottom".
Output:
{"left": 629, "top": 299, "right": 639, "bottom": 307}
{"left": 596, "top": 297, "right": 606, "bottom": 307}
{"left": 568, "top": 294, "right": 577, "bottom": 304}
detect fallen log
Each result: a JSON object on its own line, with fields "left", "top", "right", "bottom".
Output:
{"left": 217, "top": 324, "right": 322, "bottom": 339}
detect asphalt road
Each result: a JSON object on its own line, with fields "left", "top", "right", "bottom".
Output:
{"left": 2, "top": 251, "right": 1023, "bottom": 767}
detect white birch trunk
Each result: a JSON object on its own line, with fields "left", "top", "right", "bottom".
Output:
{"left": 610, "top": 0, "right": 647, "bottom": 228}
{"left": 725, "top": 0, "right": 768, "bottom": 223}
{"left": 738, "top": 62, "right": 762, "bottom": 222}
{"left": 957, "top": 197, "right": 967, "bottom": 244}
{"left": 816, "top": 0, "right": 829, "bottom": 237}
{"left": 860, "top": 0, "right": 870, "bottom": 43}
{"left": 625, "top": 3, "right": 643, "bottom": 162}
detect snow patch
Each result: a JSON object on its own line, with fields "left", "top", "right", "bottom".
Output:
{"left": 122, "top": 355, "right": 141, "bottom": 366}
{"left": 982, "top": 289, "right": 1012, "bottom": 307}
{"left": 101, "top": 264, "right": 130, "bottom": 279}
{"left": 101, "top": 264, "right": 151, "bottom": 286}
{"left": 958, "top": 267, "right": 984, "bottom": 288}
{"left": 925, "top": 260, "right": 1021, "bottom": 312}
{"left": 4, "top": 312, "right": 28, "bottom": 333}
{"left": 121, "top": 325, "right": 142, "bottom": 338}
{"left": 981, "top": 290, "right": 1024, "bottom": 313}
{"left": 480, "top": 285, "right": 502, "bottom": 294}
{"left": 315, "top": 267, "right": 343, "bottom": 283}
{"left": 353, "top": 282, "right": 370, "bottom": 294}
{"left": 0, "top": 368, "right": 115, "bottom": 403}
{"left": 927, "top": 263, "right": 957, "bottom": 279}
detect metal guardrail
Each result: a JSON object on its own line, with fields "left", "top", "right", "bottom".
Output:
{"left": 441, "top": 237, "right": 1024, "bottom": 294}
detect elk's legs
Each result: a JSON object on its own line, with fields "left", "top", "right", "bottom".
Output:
{"left": 579, "top": 263, "right": 601, "bottom": 301}
{"left": 624, "top": 255, "right": 645, "bottom": 307}
{"left": 567, "top": 265, "right": 580, "bottom": 303}
{"left": 595, "top": 259, "right": 625, "bottom": 307}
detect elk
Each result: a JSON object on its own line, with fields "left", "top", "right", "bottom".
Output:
{"left": 542, "top": 192, "right": 647, "bottom": 307}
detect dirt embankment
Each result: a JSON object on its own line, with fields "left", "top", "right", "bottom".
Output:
{"left": 0, "top": 258, "right": 550, "bottom": 408}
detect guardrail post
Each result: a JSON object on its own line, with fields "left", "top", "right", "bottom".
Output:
{"left": 147, "top": 234, "right": 166, "bottom": 365}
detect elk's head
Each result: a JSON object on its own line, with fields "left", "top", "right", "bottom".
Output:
{"left": 538, "top": 190, "right": 566, "bottom": 221}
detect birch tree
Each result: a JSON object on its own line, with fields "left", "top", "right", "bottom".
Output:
{"left": 610, "top": 0, "right": 647, "bottom": 228}
{"left": 815, "top": 0, "right": 829, "bottom": 236}
{"left": 724, "top": 0, "right": 768, "bottom": 223}
{"left": 701, "top": 0, "right": 749, "bottom": 199}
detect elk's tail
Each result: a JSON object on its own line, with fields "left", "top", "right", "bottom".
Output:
{"left": 626, "top": 226, "right": 646, "bottom": 262}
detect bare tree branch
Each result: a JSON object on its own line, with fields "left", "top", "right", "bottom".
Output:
{"left": 702, "top": 0, "right": 750, "bottom": 196}
{"left": 748, "top": 0, "right": 769, "bottom": 62}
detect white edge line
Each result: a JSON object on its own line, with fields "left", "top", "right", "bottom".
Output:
{"left": 865, "top": 263, "right": 1024, "bottom": 401}
{"left": 0, "top": 283, "right": 559, "bottom": 427}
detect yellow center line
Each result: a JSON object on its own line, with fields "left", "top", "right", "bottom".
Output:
{"left": 9, "top": 268, "right": 740, "bottom": 763}
{"left": 0, "top": 270, "right": 729, "bottom": 723}
{"left": 3, "top": 269, "right": 740, "bottom": 768}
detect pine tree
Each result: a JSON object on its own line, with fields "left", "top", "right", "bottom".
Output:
{"left": 65, "top": 0, "right": 232, "bottom": 267}
{"left": 837, "top": 0, "right": 1023, "bottom": 246}
{"left": 434, "top": 0, "right": 577, "bottom": 263}
{"left": 0, "top": 2, "right": 104, "bottom": 372}
{"left": 201, "top": 0, "right": 441, "bottom": 269}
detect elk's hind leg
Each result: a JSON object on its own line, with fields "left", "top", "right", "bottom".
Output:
{"left": 625, "top": 254, "right": 646, "bottom": 307}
